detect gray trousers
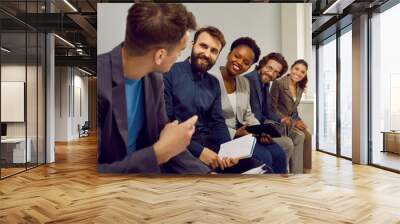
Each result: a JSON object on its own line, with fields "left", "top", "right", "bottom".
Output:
{"left": 273, "top": 136, "right": 293, "bottom": 169}
{"left": 288, "top": 128, "right": 306, "bottom": 173}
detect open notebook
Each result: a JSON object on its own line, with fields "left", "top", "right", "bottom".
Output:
{"left": 218, "top": 134, "right": 256, "bottom": 159}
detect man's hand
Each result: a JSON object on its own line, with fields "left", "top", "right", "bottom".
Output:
{"left": 199, "top": 147, "right": 222, "bottom": 169}
{"left": 294, "top": 120, "right": 307, "bottom": 130}
{"left": 280, "top": 116, "right": 292, "bottom": 127}
{"left": 220, "top": 157, "right": 239, "bottom": 170}
{"left": 258, "top": 134, "right": 273, "bottom": 144}
{"left": 153, "top": 115, "right": 198, "bottom": 165}
{"left": 235, "top": 124, "right": 250, "bottom": 138}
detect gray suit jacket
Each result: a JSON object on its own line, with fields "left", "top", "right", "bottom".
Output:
{"left": 213, "top": 68, "right": 259, "bottom": 138}
{"left": 97, "top": 44, "right": 209, "bottom": 174}
{"left": 270, "top": 75, "right": 304, "bottom": 120}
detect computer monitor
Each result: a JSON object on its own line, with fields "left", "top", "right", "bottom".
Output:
{"left": 1, "top": 123, "right": 7, "bottom": 137}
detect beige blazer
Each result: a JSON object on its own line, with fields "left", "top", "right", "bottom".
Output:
{"left": 270, "top": 74, "right": 304, "bottom": 120}
{"left": 213, "top": 67, "right": 259, "bottom": 138}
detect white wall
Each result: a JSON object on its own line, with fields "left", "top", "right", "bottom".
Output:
{"left": 97, "top": 3, "right": 131, "bottom": 55}
{"left": 98, "top": 3, "right": 314, "bottom": 76}
{"left": 72, "top": 73, "right": 89, "bottom": 138}
{"left": 54, "top": 67, "right": 69, "bottom": 141}
{"left": 281, "top": 4, "right": 313, "bottom": 98}
{"left": 281, "top": 4, "right": 314, "bottom": 136}
{"left": 1, "top": 64, "right": 46, "bottom": 162}
{"left": 54, "top": 67, "right": 89, "bottom": 141}
{"left": 1, "top": 65, "right": 26, "bottom": 139}
{"left": 1, "top": 65, "right": 38, "bottom": 137}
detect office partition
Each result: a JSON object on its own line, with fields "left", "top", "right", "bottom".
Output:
{"left": 0, "top": 0, "right": 47, "bottom": 179}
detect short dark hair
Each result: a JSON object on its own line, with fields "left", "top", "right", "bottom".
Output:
{"left": 124, "top": 3, "right": 196, "bottom": 56}
{"left": 229, "top": 37, "right": 260, "bottom": 64}
{"left": 291, "top": 59, "right": 308, "bottom": 90}
{"left": 256, "top": 52, "right": 288, "bottom": 77}
{"left": 193, "top": 26, "right": 226, "bottom": 51}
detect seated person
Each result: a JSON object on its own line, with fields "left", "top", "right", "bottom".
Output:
{"left": 213, "top": 37, "right": 287, "bottom": 173}
{"left": 97, "top": 3, "right": 209, "bottom": 174}
{"left": 270, "top": 59, "right": 312, "bottom": 172}
{"left": 164, "top": 27, "right": 263, "bottom": 173}
{"left": 245, "top": 53, "right": 304, "bottom": 173}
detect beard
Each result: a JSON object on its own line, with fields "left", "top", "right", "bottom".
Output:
{"left": 190, "top": 52, "right": 215, "bottom": 73}
{"left": 259, "top": 71, "right": 272, "bottom": 84}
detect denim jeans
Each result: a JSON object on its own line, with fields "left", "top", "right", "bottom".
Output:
{"left": 252, "top": 141, "right": 287, "bottom": 173}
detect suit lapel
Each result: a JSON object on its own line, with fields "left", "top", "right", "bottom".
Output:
{"left": 252, "top": 71, "right": 264, "bottom": 108}
{"left": 218, "top": 67, "right": 235, "bottom": 118}
{"left": 235, "top": 77, "right": 243, "bottom": 122}
{"left": 282, "top": 75, "right": 294, "bottom": 103}
{"left": 142, "top": 75, "right": 157, "bottom": 142}
{"left": 294, "top": 85, "right": 303, "bottom": 107}
{"left": 110, "top": 44, "right": 128, "bottom": 148}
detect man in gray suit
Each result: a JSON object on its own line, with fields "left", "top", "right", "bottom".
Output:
{"left": 97, "top": 3, "right": 209, "bottom": 174}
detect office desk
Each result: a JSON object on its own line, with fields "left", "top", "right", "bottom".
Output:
{"left": 382, "top": 131, "right": 400, "bottom": 154}
{"left": 1, "top": 138, "right": 31, "bottom": 163}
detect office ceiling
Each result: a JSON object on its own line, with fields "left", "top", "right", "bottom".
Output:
{"left": 0, "top": 0, "right": 393, "bottom": 75}
{"left": 0, "top": 0, "right": 98, "bottom": 74}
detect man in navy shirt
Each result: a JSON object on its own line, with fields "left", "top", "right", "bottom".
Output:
{"left": 164, "top": 27, "right": 252, "bottom": 170}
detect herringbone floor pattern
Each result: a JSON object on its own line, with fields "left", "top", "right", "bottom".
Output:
{"left": 1, "top": 135, "right": 400, "bottom": 223}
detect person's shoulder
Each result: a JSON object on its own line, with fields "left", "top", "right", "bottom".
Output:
{"left": 147, "top": 72, "right": 163, "bottom": 84}
{"left": 207, "top": 72, "right": 220, "bottom": 85}
{"left": 167, "top": 60, "right": 186, "bottom": 74}
{"left": 244, "top": 70, "right": 258, "bottom": 80}
{"left": 235, "top": 76, "right": 250, "bottom": 93}
{"left": 97, "top": 52, "right": 111, "bottom": 69}
{"left": 97, "top": 52, "right": 113, "bottom": 87}
{"left": 274, "top": 75, "right": 287, "bottom": 86}
{"left": 164, "top": 61, "right": 187, "bottom": 82}
{"left": 97, "top": 51, "right": 110, "bottom": 61}
{"left": 238, "top": 75, "right": 250, "bottom": 86}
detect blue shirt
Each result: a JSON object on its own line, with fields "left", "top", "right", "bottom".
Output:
{"left": 163, "top": 59, "right": 231, "bottom": 157}
{"left": 124, "top": 77, "right": 144, "bottom": 153}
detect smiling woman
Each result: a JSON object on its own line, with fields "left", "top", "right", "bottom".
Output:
{"left": 270, "top": 59, "right": 312, "bottom": 172}
{"left": 211, "top": 37, "right": 288, "bottom": 174}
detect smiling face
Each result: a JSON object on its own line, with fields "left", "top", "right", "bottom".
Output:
{"left": 190, "top": 31, "right": 222, "bottom": 72}
{"left": 258, "top": 59, "right": 283, "bottom": 84}
{"left": 289, "top": 63, "right": 307, "bottom": 83}
{"left": 226, "top": 45, "right": 255, "bottom": 77}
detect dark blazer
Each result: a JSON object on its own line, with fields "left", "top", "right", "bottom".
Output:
{"left": 245, "top": 70, "right": 280, "bottom": 124}
{"left": 97, "top": 44, "right": 209, "bottom": 174}
{"left": 270, "top": 75, "right": 303, "bottom": 120}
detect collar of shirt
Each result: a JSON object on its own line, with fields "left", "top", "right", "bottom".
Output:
{"left": 255, "top": 71, "right": 271, "bottom": 91}
{"left": 125, "top": 76, "right": 142, "bottom": 84}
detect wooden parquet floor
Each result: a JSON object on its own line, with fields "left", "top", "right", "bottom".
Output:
{"left": 1, "top": 135, "right": 400, "bottom": 223}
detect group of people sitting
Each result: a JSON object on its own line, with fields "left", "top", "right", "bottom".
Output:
{"left": 97, "top": 3, "right": 311, "bottom": 174}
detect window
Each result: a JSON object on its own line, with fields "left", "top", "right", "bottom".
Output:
{"left": 317, "top": 36, "right": 337, "bottom": 154}
{"left": 370, "top": 3, "right": 400, "bottom": 171}
{"left": 340, "top": 28, "right": 352, "bottom": 158}
{"left": 0, "top": 1, "right": 47, "bottom": 179}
